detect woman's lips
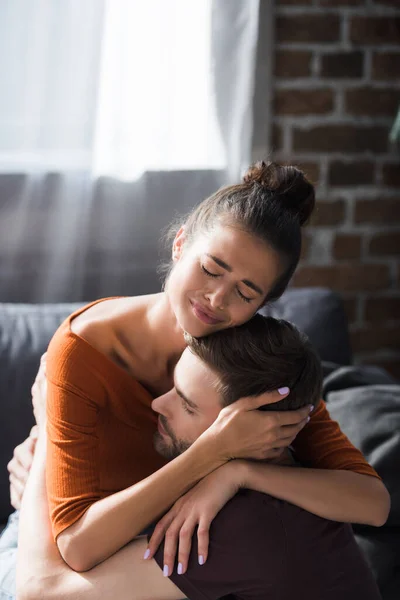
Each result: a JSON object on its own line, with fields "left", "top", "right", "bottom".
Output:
{"left": 191, "top": 301, "right": 223, "bottom": 325}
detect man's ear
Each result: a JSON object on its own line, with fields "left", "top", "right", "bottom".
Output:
{"left": 172, "top": 226, "right": 186, "bottom": 262}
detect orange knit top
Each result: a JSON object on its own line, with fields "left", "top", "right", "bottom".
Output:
{"left": 46, "top": 300, "right": 380, "bottom": 541}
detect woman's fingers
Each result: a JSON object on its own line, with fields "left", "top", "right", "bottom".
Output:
{"left": 146, "top": 513, "right": 175, "bottom": 558}
{"left": 162, "top": 523, "right": 181, "bottom": 577}
{"left": 196, "top": 520, "right": 210, "bottom": 567}
{"left": 176, "top": 520, "right": 197, "bottom": 574}
{"left": 236, "top": 388, "right": 290, "bottom": 411}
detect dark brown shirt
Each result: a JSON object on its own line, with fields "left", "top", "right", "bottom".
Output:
{"left": 154, "top": 490, "right": 381, "bottom": 600}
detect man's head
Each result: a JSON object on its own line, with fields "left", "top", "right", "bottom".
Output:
{"left": 152, "top": 314, "right": 322, "bottom": 460}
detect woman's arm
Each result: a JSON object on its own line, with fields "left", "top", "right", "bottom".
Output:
{"left": 238, "top": 461, "right": 390, "bottom": 526}
{"left": 16, "top": 433, "right": 184, "bottom": 600}
{"left": 57, "top": 431, "right": 222, "bottom": 572}
{"left": 241, "top": 400, "right": 390, "bottom": 527}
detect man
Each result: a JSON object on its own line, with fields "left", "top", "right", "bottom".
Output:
{"left": 10, "top": 315, "right": 380, "bottom": 599}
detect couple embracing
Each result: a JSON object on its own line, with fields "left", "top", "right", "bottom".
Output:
{"left": 2, "top": 162, "right": 387, "bottom": 599}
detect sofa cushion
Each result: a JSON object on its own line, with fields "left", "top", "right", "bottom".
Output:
{"left": 260, "top": 287, "right": 352, "bottom": 366}
{"left": 0, "top": 303, "right": 83, "bottom": 522}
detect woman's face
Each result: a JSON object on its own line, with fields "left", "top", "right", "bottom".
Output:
{"left": 166, "top": 222, "right": 282, "bottom": 337}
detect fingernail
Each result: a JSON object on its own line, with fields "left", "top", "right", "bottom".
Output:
{"left": 278, "top": 386, "right": 289, "bottom": 395}
{"left": 306, "top": 416, "right": 310, "bottom": 423}
{"left": 309, "top": 405, "right": 314, "bottom": 413}
{"left": 163, "top": 565, "right": 169, "bottom": 577}
{"left": 177, "top": 562, "right": 183, "bottom": 575}
{"left": 198, "top": 555, "right": 204, "bottom": 565}
{"left": 143, "top": 548, "right": 150, "bottom": 560}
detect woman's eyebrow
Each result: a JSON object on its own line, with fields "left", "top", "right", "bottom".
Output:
{"left": 206, "top": 253, "right": 264, "bottom": 295}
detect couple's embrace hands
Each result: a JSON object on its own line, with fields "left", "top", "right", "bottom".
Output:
{"left": 8, "top": 356, "right": 310, "bottom": 575}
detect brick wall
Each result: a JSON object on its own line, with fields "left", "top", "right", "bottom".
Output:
{"left": 272, "top": 0, "right": 400, "bottom": 377}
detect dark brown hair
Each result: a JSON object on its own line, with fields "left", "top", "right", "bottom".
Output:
{"left": 185, "top": 314, "right": 322, "bottom": 411}
{"left": 163, "top": 160, "right": 315, "bottom": 302}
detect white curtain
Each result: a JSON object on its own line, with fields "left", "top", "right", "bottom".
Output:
{"left": 0, "top": 0, "right": 259, "bottom": 181}
{"left": 0, "top": 0, "right": 261, "bottom": 302}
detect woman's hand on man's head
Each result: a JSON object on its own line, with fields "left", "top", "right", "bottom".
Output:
{"left": 202, "top": 388, "right": 313, "bottom": 462}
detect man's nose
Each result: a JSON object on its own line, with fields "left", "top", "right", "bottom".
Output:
{"left": 151, "top": 394, "right": 168, "bottom": 416}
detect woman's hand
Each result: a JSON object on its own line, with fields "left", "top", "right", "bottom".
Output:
{"left": 201, "top": 388, "right": 312, "bottom": 462}
{"left": 31, "top": 352, "right": 48, "bottom": 430}
{"left": 7, "top": 425, "right": 38, "bottom": 509}
{"left": 144, "top": 460, "right": 245, "bottom": 576}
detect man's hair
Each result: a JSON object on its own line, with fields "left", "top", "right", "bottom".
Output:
{"left": 185, "top": 314, "right": 322, "bottom": 411}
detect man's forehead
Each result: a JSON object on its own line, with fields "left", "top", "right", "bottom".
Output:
{"left": 175, "top": 349, "right": 221, "bottom": 404}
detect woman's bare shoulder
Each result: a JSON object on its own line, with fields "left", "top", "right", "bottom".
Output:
{"left": 70, "top": 296, "right": 148, "bottom": 354}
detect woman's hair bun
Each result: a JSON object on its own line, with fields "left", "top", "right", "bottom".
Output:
{"left": 243, "top": 160, "right": 315, "bottom": 226}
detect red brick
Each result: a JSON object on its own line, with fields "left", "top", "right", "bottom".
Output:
{"left": 350, "top": 17, "right": 400, "bottom": 45}
{"left": 382, "top": 163, "right": 400, "bottom": 187}
{"left": 292, "top": 264, "right": 390, "bottom": 292}
{"left": 297, "top": 161, "right": 320, "bottom": 185}
{"left": 342, "top": 296, "right": 358, "bottom": 323}
{"left": 333, "top": 234, "right": 363, "bottom": 260}
{"left": 293, "top": 125, "right": 388, "bottom": 153}
{"left": 354, "top": 198, "right": 400, "bottom": 224}
{"left": 372, "top": 53, "right": 400, "bottom": 81}
{"left": 320, "top": 51, "right": 364, "bottom": 79}
{"left": 274, "top": 89, "right": 334, "bottom": 116}
{"left": 275, "top": 51, "right": 312, "bottom": 78}
{"left": 276, "top": 0, "right": 313, "bottom": 4}
{"left": 310, "top": 199, "right": 346, "bottom": 226}
{"left": 369, "top": 231, "right": 400, "bottom": 256}
{"left": 328, "top": 161, "right": 375, "bottom": 186}
{"left": 345, "top": 88, "right": 400, "bottom": 117}
{"left": 320, "top": 0, "right": 364, "bottom": 4}
{"left": 374, "top": 0, "right": 400, "bottom": 6}
{"left": 276, "top": 15, "right": 340, "bottom": 44}
{"left": 272, "top": 124, "right": 283, "bottom": 151}
{"left": 351, "top": 325, "right": 400, "bottom": 353}
{"left": 365, "top": 296, "right": 400, "bottom": 322}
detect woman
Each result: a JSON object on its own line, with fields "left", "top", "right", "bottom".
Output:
{"left": 8, "top": 162, "right": 389, "bottom": 596}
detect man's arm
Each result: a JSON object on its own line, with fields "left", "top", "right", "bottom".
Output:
{"left": 16, "top": 433, "right": 185, "bottom": 600}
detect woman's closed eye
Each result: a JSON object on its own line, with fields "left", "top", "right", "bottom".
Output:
{"left": 201, "top": 264, "right": 254, "bottom": 304}
{"left": 201, "top": 265, "right": 219, "bottom": 278}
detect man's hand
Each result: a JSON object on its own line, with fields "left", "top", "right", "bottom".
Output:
{"left": 31, "top": 352, "right": 48, "bottom": 430}
{"left": 7, "top": 426, "right": 38, "bottom": 509}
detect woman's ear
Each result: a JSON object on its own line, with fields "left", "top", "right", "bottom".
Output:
{"left": 172, "top": 226, "right": 186, "bottom": 262}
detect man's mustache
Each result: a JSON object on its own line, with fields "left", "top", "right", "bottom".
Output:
{"left": 159, "top": 414, "right": 174, "bottom": 440}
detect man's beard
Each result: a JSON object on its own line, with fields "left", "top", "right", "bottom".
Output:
{"left": 153, "top": 415, "right": 191, "bottom": 460}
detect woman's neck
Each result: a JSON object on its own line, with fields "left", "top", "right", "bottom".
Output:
{"left": 145, "top": 292, "right": 187, "bottom": 366}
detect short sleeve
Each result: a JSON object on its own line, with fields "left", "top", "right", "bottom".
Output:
{"left": 46, "top": 324, "right": 107, "bottom": 540}
{"left": 153, "top": 490, "right": 285, "bottom": 600}
{"left": 293, "top": 400, "right": 380, "bottom": 479}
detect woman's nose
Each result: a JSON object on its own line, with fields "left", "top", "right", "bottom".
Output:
{"left": 206, "top": 284, "right": 228, "bottom": 310}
